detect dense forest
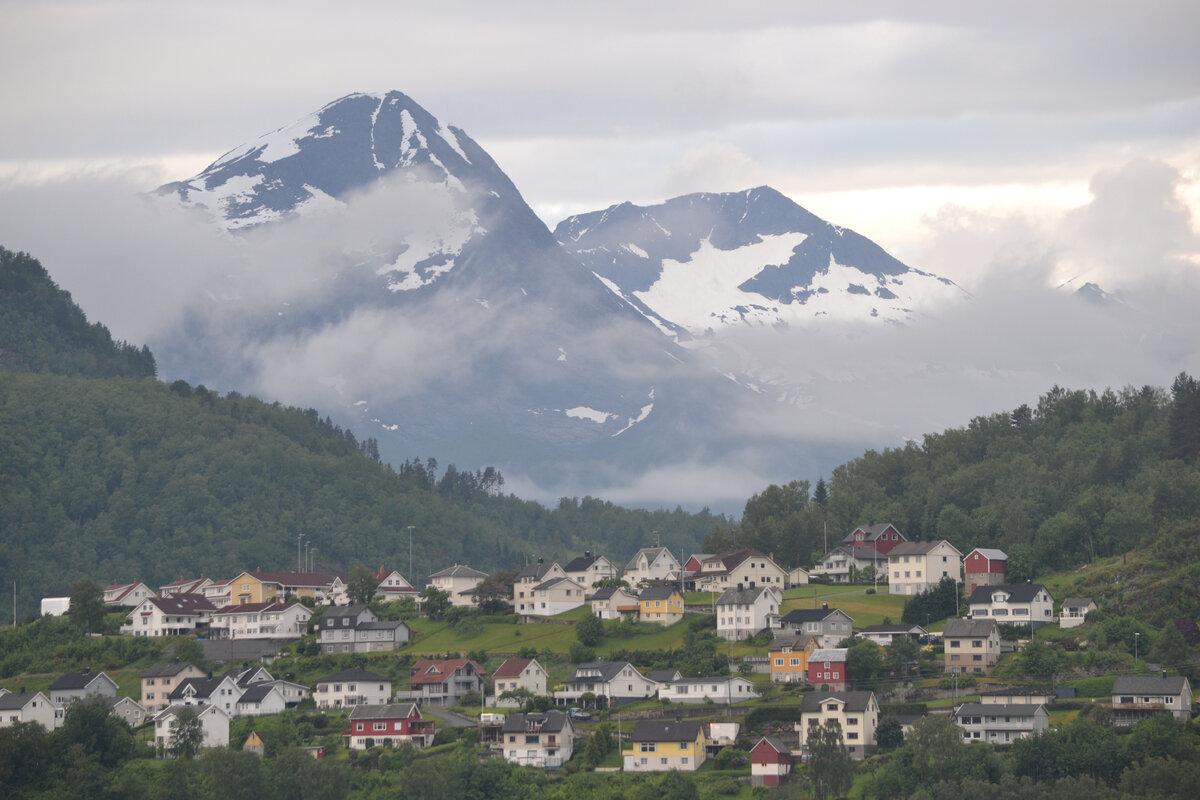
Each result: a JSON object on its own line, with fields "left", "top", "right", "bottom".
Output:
{"left": 714, "top": 376, "right": 1200, "bottom": 593}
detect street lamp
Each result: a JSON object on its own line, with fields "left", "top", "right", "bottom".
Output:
{"left": 1134, "top": 632, "right": 1140, "bottom": 664}
{"left": 407, "top": 526, "right": 415, "bottom": 579}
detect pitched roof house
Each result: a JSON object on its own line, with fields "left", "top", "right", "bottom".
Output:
{"left": 943, "top": 618, "right": 1001, "bottom": 675}
{"left": 562, "top": 552, "right": 619, "bottom": 589}
{"left": 408, "top": 659, "right": 486, "bottom": 706}
{"left": 769, "top": 633, "right": 821, "bottom": 683}
{"left": 796, "top": 691, "right": 880, "bottom": 760}
{"left": 638, "top": 585, "right": 684, "bottom": 626}
{"left": 623, "top": 719, "right": 707, "bottom": 772}
{"left": 167, "top": 675, "right": 243, "bottom": 716}
{"left": 556, "top": 661, "right": 658, "bottom": 706}
{"left": 589, "top": 585, "right": 640, "bottom": 620}
{"left": 492, "top": 658, "right": 549, "bottom": 705}
{"left": 344, "top": 703, "right": 435, "bottom": 749}
{"left": 0, "top": 691, "right": 61, "bottom": 730}
{"left": 1111, "top": 676, "right": 1193, "bottom": 724}
{"left": 780, "top": 606, "right": 855, "bottom": 649}
{"left": 141, "top": 662, "right": 208, "bottom": 711}
{"left": 121, "top": 593, "right": 216, "bottom": 637}
{"left": 715, "top": 584, "right": 782, "bottom": 641}
{"left": 953, "top": 702, "right": 1049, "bottom": 743}
{"left": 623, "top": 548, "right": 682, "bottom": 587}
{"left": 842, "top": 523, "right": 907, "bottom": 554}
{"left": 964, "top": 548, "right": 1008, "bottom": 592}
{"left": 692, "top": 549, "right": 786, "bottom": 593}
{"left": 966, "top": 583, "right": 1054, "bottom": 628}
{"left": 102, "top": 581, "right": 155, "bottom": 608}
{"left": 750, "top": 736, "right": 792, "bottom": 787}
{"left": 657, "top": 676, "right": 759, "bottom": 704}
{"left": 498, "top": 712, "right": 576, "bottom": 768}
{"left": 314, "top": 668, "right": 393, "bottom": 709}
{"left": 209, "top": 601, "right": 313, "bottom": 640}
{"left": 153, "top": 704, "right": 229, "bottom": 753}
{"left": 887, "top": 540, "right": 963, "bottom": 595}
{"left": 810, "top": 545, "right": 889, "bottom": 583}
{"left": 48, "top": 669, "right": 119, "bottom": 707}
{"left": 317, "top": 604, "right": 409, "bottom": 654}
{"left": 427, "top": 562, "right": 488, "bottom": 608}
{"left": 1060, "top": 597, "right": 1097, "bottom": 629}
{"left": 808, "top": 648, "right": 850, "bottom": 691}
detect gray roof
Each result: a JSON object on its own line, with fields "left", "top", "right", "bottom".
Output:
{"left": 49, "top": 669, "right": 114, "bottom": 691}
{"left": 943, "top": 618, "right": 998, "bottom": 638}
{"left": 968, "top": 548, "right": 1008, "bottom": 561}
{"left": 357, "top": 620, "right": 408, "bottom": 631}
{"left": 954, "top": 703, "right": 1046, "bottom": 717}
{"left": 629, "top": 719, "right": 704, "bottom": 742}
{"left": 783, "top": 608, "right": 848, "bottom": 624}
{"left": 716, "top": 585, "right": 775, "bottom": 605}
{"left": 860, "top": 624, "right": 926, "bottom": 634}
{"left": 565, "top": 661, "right": 639, "bottom": 683}
{"left": 141, "top": 662, "right": 203, "bottom": 679}
{"left": 966, "top": 584, "right": 1051, "bottom": 605}
{"left": 237, "top": 684, "right": 278, "bottom": 704}
{"left": 799, "top": 691, "right": 877, "bottom": 713}
{"left": 349, "top": 703, "right": 419, "bottom": 720}
{"left": 639, "top": 585, "right": 681, "bottom": 600}
{"left": 315, "top": 668, "right": 390, "bottom": 684}
{"left": 1062, "top": 597, "right": 1095, "bottom": 609}
{"left": 501, "top": 712, "right": 571, "bottom": 734}
{"left": 649, "top": 669, "right": 682, "bottom": 683}
{"left": 563, "top": 554, "right": 605, "bottom": 573}
{"left": 625, "top": 547, "right": 674, "bottom": 571}
{"left": 0, "top": 692, "right": 43, "bottom": 710}
{"left": 1112, "top": 676, "right": 1190, "bottom": 695}
{"left": 428, "top": 563, "right": 487, "bottom": 579}
{"left": 518, "top": 561, "right": 559, "bottom": 580}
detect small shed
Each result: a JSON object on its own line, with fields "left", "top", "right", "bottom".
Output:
{"left": 750, "top": 736, "right": 792, "bottom": 787}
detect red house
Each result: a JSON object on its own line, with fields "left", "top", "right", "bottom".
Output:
{"left": 750, "top": 736, "right": 792, "bottom": 787}
{"left": 841, "top": 523, "right": 906, "bottom": 555}
{"left": 964, "top": 548, "right": 1008, "bottom": 592}
{"left": 807, "top": 648, "right": 848, "bottom": 691}
{"left": 344, "top": 703, "right": 435, "bottom": 750}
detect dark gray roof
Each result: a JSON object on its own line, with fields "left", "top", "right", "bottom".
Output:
{"left": 49, "top": 669, "right": 114, "bottom": 691}
{"left": 954, "top": 703, "right": 1046, "bottom": 717}
{"left": 518, "top": 561, "right": 559, "bottom": 580}
{"left": 860, "top": 624, "right": 925, "bottom": 634}
{"left": 501, "top": 712, "right": 571, "bottom": 734}
{"left": 590, "top": 586, "right": 622, "bottom": 600}
{"left": 564, "top": 554, "right": 603, "bottom": 573}
{"left": 168, "top": 677, "right": 227, "bottom": 700}
{"left": 639, "top": 585, "right": 681, "bottom": 600}
{"left": 799, "top": 691, "right": 877, "bottom": 713}
{"left": 755, "top": 735, "right": 790, "bottom": 755}
{"left": 349, "top": 703, "right": 419, "bottom": 720}
{"left": 319, "top": 605, "right": 372, "bottom": 626}
{"left": 629, "top": 719, "right": 704, "bottom": 742}
{"left": 237, "top": 684, "right": 277, "bottom": 704}
{"left": 650, "top": 669, "right": 682, "bottom": 683}
{"left": 979, "top": 686, "right": 1053, "bottom": 699}
{"left": 428, "top": 563, "right": 487, "bottom": 579}
{"left": 943, "top": 618, "right": 998, "bottom": 638}
{"left": 0, "top": 692, "right": 43, "bottom": 710}
{"left": 716, "top": 585, "right": 775, "bottom": 605}
{"left": 315, "top": 668, "right": 390, "bottom": 684}
{"left": 1112, "top": 676, "right": 1190, "bottom": 695}
{"left": 1062, "top": 597, "right": 1095, "bottom": 609}
{"left": 782, "top": 608, "right": 845, "bottom": 624}
{"left": 565, "top": 661, "right": 638, "bottom": 683}
{"left": 966, "top": 584, "right": 1051, "bottom": 605}
{"left": 141, "top": 662, "right": 203, "bottom": 679}
{"left": 356, "top": 620, "right": 408, "bottom": 631}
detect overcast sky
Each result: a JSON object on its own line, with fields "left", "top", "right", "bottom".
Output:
{"left": 2, "top": 2, "right": 1200, "bottom": 509}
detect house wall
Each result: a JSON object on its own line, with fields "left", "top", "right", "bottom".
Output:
{"left": 623, "top": 735, "right": 706, "bottom": 772}
{"left": 315, "top": 680, "right": 392, "bottom": 708}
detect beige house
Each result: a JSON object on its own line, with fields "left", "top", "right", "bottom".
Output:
{"left": 693, "top": 550, "right": 787, "bottom": 593}
{"left": 121, "top": 594, "right": 216, "bottom": 637}
{"left": 499, "top": 713, "right": 575, "bottom": 768}
{"left": 209, "top": 601, "right": 313, "bottom": 640}
{"left": 715, "top": 585, "right": 782, "bottom": 641}
{"left": 563, "top": 552, "right": 620, "bottom": 589}
{"left": 796, "top": 691, "right": 880, "bottom": 761}
{"left": 1060, "top": 597, "right": 1097, "bottom": 629}
{"left": 589, "top": 585, "right": 640, "bottom": 619}
{"left": 102, "top": 581, "right": 155, "bottom": 608}
{"left": 427, "top": 562, "right": 488, "bottom": 608}
{"left": 153, "top": 704, "right": 230, "bottom": 753}
{"left": 314, "top": 668, "right": 393, "bottom": 709}
{"left": 943, "top": 618, "right": 1001, "bottom": 675}
{"left": 492, "top": 658, "right": 549, "bottom": 705}
{"left": 141, "top": 662, "right": 208, "bottom": 711}
{"left": 887, "top": 540, "right": 963, "bottom": 595}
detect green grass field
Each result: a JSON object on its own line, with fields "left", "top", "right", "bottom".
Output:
{"left": 782, "top": 585, "right": 907, "bottom": 627}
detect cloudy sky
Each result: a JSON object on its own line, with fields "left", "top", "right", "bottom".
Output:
{"left": 2, "top": 1, "right": 1200, "bottom": 509}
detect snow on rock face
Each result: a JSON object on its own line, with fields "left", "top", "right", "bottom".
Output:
{"left": 555, "top": 186, "right": 965, "bottom": 334}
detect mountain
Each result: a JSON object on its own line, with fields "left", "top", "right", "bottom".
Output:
{"left": 554, "top": 186, "right": 965, "bottom": 338}
{"left": 154, "top": 92, "right": 767, "bottom": 493}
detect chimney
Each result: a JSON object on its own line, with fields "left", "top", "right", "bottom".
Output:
{"left": 585, "top": 550, "right": 592, "bottom": 559}
{"left": 537, "top": 557, "right": 544, "bottom": 565}
{"left": 737, "top": 583, "right": 744, "bottom": 591}
{"left": 822, "top": 603, "right": 828, "bottom": 610}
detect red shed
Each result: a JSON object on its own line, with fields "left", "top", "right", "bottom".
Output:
{"left": 750, "top": 736, "right": 792, "bottom": 786}
{"left": 964, "top": 548, "right": 1008, "bottom": 592}
{"left": 807, "top": 648, "right": 848, "bottom": 691}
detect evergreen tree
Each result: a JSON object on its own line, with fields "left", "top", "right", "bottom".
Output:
{"left": 68, "top": 578, "right": 104, "bottom": 634}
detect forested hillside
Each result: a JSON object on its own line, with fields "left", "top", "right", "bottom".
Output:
{"left": 0, "top": 246, "right": 155, "bottom": 378}
{"left": 718, "top": 377, "right": 1200, "bottom": 592}
{"left": 0, "top": 247, "right": 727, "bottom": 616}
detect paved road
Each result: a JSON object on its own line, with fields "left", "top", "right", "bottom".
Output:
{"left": 422, "top": 706, "right": 478, "bottom": 727}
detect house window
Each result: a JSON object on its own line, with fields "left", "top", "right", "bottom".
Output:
{"left": 640, "top": 742, "right": 656, "bottom": 752}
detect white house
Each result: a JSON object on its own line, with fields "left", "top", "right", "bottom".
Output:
{"left": 589, "top": 585, "right": 640, "bottom": 620}
{"left": 1111, "top": 676, "right": 1193, "bottom": 725}
{"left": 492, "top": 658, "right": 549, "bottom": 705}
{"left": 658, "top": 677, "right": 759, "bottom": 704}
{"left": 810, "top": 545, "right": 889, "bottom": 583}
{"left": 623, "top": 548, "right": 682, "bottom": 587}
{"left": 953, "top": 703, "right": 1049, "bottom": 743}
{"left": 0, "top": 691, "right": 61, "bottom": 730}
{"left": 966, "top": 584, "right": 1055, "bottom": 628}
{"left": 209, "top": 601, "right": 312, "bottom": 640}
{"left": 427, "top": 563, "right": 489, "bottom": 608}
{"left": 102, "top": 581, "right": 156, "bottom": 608}
{"left": 234, "top": 684, "right": 288, "bottom": 717}
{"left": 857, "top": 624, "right": 927, "bottom": 647}
{"left": 692, "top": 550, "right": 787, "bottom": 593}
{"left": 48, "top": 669, "right": 119, "bottom": 707}
{"left": 314, "top": 668, "right": 393, "bottom": 709}
{"left": 40, "top": 593, "right": 71, "bottom": 617}
{"left": 796, "top": 691, "right": 880, "bottom": 761}
{"left": 121, "top": 593, "right": 216, "bottom": 637}
{"left": 166, "top": 675, "right": 244, "bottom": 717}
{"left": 887, "top": 540, "right": 963, "bottom": 595}
{"left": 499, "top": 712, "right": 575, "bottom": 768}
{"left": 715, "top": 584, "right": 782, "bottom": 641}
{"left": 556, "top": 662, "right": 658, "bottom": 706}
{"left": 520, "top": 576, "right": 588, "bottom": 617}
{"left": 563, "top": 552, "right": 620, "bottom": 589}
{"left": 1060, "top": 597, "right": 1097, "bottom": 629}
{"left": 153, "top": 704, "right": 230, "bottom": 753}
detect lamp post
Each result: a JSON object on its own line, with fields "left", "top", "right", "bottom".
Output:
{"left": 407, "top": 526, "right": 415, "bottom": 579}
{"left": 1134, "top": 632, "right": 1140, "bottom": 664}
{"left": 303, "top": 541, "right": 310, "bottom": 573}
{"left": 297, "top": 532, "right": 304, "bottom": 573}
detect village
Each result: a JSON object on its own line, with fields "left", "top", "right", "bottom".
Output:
{"left": 3, "top": 522, "right": 1191, "bottom": 791}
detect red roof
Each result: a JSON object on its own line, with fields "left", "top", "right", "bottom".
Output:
{"left": 211, "top": 601, "right": 306, "bottom": 616}
{"left": 245, "top": 569, "right": 334, "bottom": 588}
{"left": 491, "top": 658, "right": 532, "bottom": 679}
{"left": 409, "top": 659, "right": 486, "bottom": 685}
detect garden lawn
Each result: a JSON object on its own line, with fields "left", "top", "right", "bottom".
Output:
{"left": 781, "top": 586, "right": 907, "bottom": 627}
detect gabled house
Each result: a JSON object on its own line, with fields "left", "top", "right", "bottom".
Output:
{"left": 0, "top": 691, "right": 61, "bottom": 730}
{"left": 857, "top": 623, "right": 927, "bottom": 647}
{"left": 649, "top": 668, "right": 683, "bottom": 690}
{"left": 317, "top": 604, "right": 409, "bottom": 654}
{"left": 979, "top": 687, "right": 1055, "bottom": 706}
{"left": 499, "top": 712, "right": 575, "bottom": 767}
{"left": 1111, "top": 676, "right": 1193, "bottom": 725}
{"left": 556, "top": 661, "right": 657, "bottom": 706}
{"left": 808, "top": 649, "right": 850, "bottom": 691}
{"left": 121, "top": 593, "right": 215, "bottom": 637}
{"left": 314, "top": 668, "right": 393, "bottom": 709}
{"left": 964, "top": 548, "right": 1008, "bottom": 592}
{"left": 715, "top": 584, "right": 782, "bottom": 641}
{"left": 492, "top": 658, "right": 549, "bottom": 705}
{"left": 638, "top": 585, "right": 684, "bottom": 626}
{"left": 167, "top": 675, "right": 243, "bottom": 716}
{"left": 943, "top": 618, "right": 1001, "bottom": 675}
{"left": 887, "top": 540, "right": 963, "bottom": 595}
{"left": 657, "top": 676, "right": 759, "bottom": 704}
{"left": 158, "top": 576, "right": 215, "bottom": 597}
{"left": 201, "top": 579, "right": 232, "bottom": 607}
{"left": 330, "top": 568, "right": 420, "bottom": 605}
{"left": 106, "top": 696, "right": 148, "bottom": 728}
{"left": 786, "top": 566, "right": 810, "bottom": 587}
{"left": 750, "top": 736, "right": 792, "bottom": 787}
{"left": 209, "top": 601, "right": 313, "bottom": 640}
{"left": 1060, "top": 597, "right": 1097, "bottom": 629}
{"left": 623, "top": 548, "right": 682, "bottom": 587}
{"left": 345, "top": 703, "right": 435, "bottom": 749}
{"left": 519, "top": 576, "right": 587, "bottom": 618}
{"left": 810, "top": 545, "right": 889, "bottom": 583}
{"left": 842, "top": 523, "right": 907, "bottom": 554}
{"left": 153, "top": 704, "right": 229, "bottom": 753}
{"left": 692, "top": 549, "right": 786, "bottom": 593}
{"left": 624, "top": 719, "right": 707, "bottom": 772}
{"left": 102, "top": 581, "right": 155, "bottom": 608}
{"left": 562, "top": 551, "right": 619, "bottom": 589}
{"left": 409, "top": 659, "right": 486, "bottom": 706}
{"left": 953, "top": 703, "right": 1048, "bottom": 743}
{"left": 779, "top": 606, "right": 855, "bottom": 649}
{"left": 141, "top": 662, "right": 207, "bottom": 711}
{"left": 768, "top": 633, "right": 821, "bottom": 683}
{"left": 589, "top": 585, "right": 640, "bottom": 620}
{"left": 427, "top": 562, "right": 488, "bottom": 608}
{"left": 513, "top": 559, "right": 567, "bottom": 615}
{"left": 796, "top": 691, "right": 879, "bottom": 760}
{"left": 234, "top": 684, "right": 287, "bottom": 717}
{"left": 967, "top": 584, "right": 1054, "bottom": 628}
{"left": 228, "top": 570, "right": 334, "bottom": 606}
{"left": 48, "top": 669, "right": 118, "bottom": 707}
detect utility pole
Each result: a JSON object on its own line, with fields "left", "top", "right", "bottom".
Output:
{"left": 297, "top": 532, "right": 304, "bottom": 573}
{"left": 407, "top": 526, "right": 415, "bottom": 579}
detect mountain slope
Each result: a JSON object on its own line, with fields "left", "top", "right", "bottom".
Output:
{"left": 554, "top": 186, "right": 965, "bottom": 336}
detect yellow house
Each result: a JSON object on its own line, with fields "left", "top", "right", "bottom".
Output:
{"left": 769, "top": 633, "right": 820, "bottom": 682}
{"left": 230, "top": 570, "right": 333, "bottom": 605}
{"left": 637, "top": 586, "right": 684, "bottom": 626}
{"left": 624, "top": 719, "right": 708, "bottom": 771}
